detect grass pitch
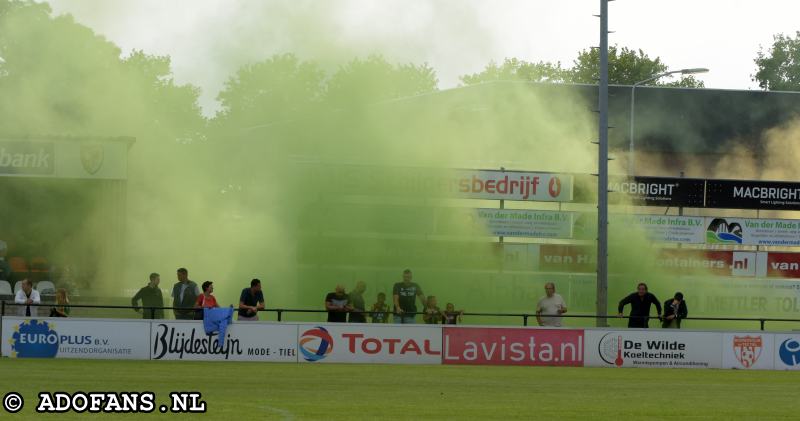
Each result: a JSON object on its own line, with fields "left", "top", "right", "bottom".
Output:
{"left": 0, "top": 359, "right": 796, "bottom": 420}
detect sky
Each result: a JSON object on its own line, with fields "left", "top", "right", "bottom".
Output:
{"left": 45, "top": 0, "right": 800, "bottom": 115}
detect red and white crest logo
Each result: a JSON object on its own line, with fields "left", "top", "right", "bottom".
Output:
{"left": 733, "top": 336, "right": 763, "bottom": 368}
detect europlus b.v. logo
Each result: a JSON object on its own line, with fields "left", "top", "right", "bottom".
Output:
{"left": 299, "top": 327, "right": 334, "bottom": 362}
{"left": 9, "top": 320, "right": 91, "bottom": 358}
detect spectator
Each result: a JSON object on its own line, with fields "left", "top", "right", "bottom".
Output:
{"left": 423, "top": 296, "right": 442, "bottom": 324}
{"left": 348, "top": 281, "right": 367, "bottom": 323}
{"left": 325, "top": 284, "right": 351, "bottom": 323}
{"left": 14, "top": 279, "right": 40, "bottom": 317}
{"left": 171, "top": 268, "right": 199, "bottom": 320}
{"left": 238, "top": 278, "right": 265, "bottom": 321}
{"left": 0, "top": 240, "right": 11, "bottom": 282}
{"left": 50, "top": 288, "right": 70, "bottom": 317}
{"left": 195, "top": 281, "right": 219, "bottom": 319}
{"left": 370, "top": 292, "right": 390, "bottom": 324}
{"left": 618, "top": 282, "right": 662, "bottom": 328}
{"left": 536, "top": 282, "right": 568, "bottom": 327}
{"left": 662, "top": 292, "right": 688, "bottom": 329}
{"left": 443, "top": 303, "right": 464, "bottom": 325}
{"left": 131, "top": 273, "right": 164, "bottom": 319}
{"left": 392, "top": 269, "right": 426, "bottom": 324}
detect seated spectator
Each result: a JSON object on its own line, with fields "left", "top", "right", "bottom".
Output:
{"left": 370, "top": 292, "right": 390, "bottom": 324}
{"left": 325, "top": 284, "right": 351, "bottom": 323}
{"left": 443, "top": 303, "right": 464, "bottom": 325}
{"left": 423, "top": 296, "right": 442, "bottom": 324}
{"left": 131, "top": 273, "right": 164, "bottom": 319}
{"left": 50, "top": 288, "right": 70, "bottom": 317}
{"left": 0, "top": 240, "right": 11, "bottom": 282}
{"left": 348, "top": 281, "right": 367, "bottom": 323}
{"left": 238, "top": 278, "right": 265, "bottom": 321}
{"left": 14, "top": 279, "right": 40, "bottom": 317}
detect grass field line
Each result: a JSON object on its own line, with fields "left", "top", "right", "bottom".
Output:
{"left": 259, "top": 404, "right": 295, "bottom": 420}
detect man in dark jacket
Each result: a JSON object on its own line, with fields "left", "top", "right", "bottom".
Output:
{"left": 618, "top": 282, "right": 662, "bottom": 328}
{"left": 662, "top": 292, "right": 688, "bottom": 328}
{"left": 171, "top": 268, "right": 199, "bottom": 320}
{"left": 131, "top": 273, "right": 164, "bottom": 319}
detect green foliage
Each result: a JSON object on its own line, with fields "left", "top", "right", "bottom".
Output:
{"left": 463, "top": 46, "right": 704, "bottom": 88}
{"left": 214, "top": 53, "right": 325, "bottom": 128}
{"left": 460, "top": 58, "right": 569, "bottom": 85}
{"left": 0, "top": 0, "right": 204, "bottom": 140}
{"left": 754, "top": 31, "right": 800, "bottom": 91}
{"left": 324, "top": 55, "right": 438, "bottom": 108}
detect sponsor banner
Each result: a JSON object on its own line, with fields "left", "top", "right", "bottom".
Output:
{"left": 656, "top": 249, "right": 756, "bottom": 277}
{"left": 475, "top": 208, "right": 573, "bottom": 239}
{"left": 297, "top": 324, "right": 442, "bottom": 364}
{"left": 766, "top": 253, "right": 800, "bottom": 278}
{"left": 0, "top": 139, "right": 127, "bottom": 180}
{"left": 722, "top": 333, "right": 774, "bottom": 370}
{"left": 609, "top": 176, "right": 706, "bottom": 208}
{"left": 0, "top": 141, "right": 54, "bottom": 176}
{"left": 706, "top": 217, "right": 800, "bottom": 247}
{"left": 453, "top": 170, "right": 573, "bottom": 202}
{"left": 612, "top": 214, "right": 705, "bottom": 244}
{"left": 774, "top": 334, "right": 800, "bottom": 370}
{"left": 706, "top": 179, "right": 800, "bottom": 211}
{"left": 585, "top": 330, "right": 722, "bottom": 369}
{"left": 442, "top": 327, "right": 583, "bottom": 366}
{"left": 539, "top": 244, "right": 595, "bottom": 273}
{"left": 1, "top": 317, "right": 149, "bottom": 359}
{"left": 150, "top": 322, "right": 298, "bottom": 361}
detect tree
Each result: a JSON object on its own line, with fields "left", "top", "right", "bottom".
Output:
{"left": 460, "top": 58, "right": 569, "bottom": 85}
{"left": 754, "top": 31, "right": 800, "bottom": 91}
{"left": 214, "top": 53, "right": 325, "bottom": 128}
{"left": 570, "top": 46, "right": 704, "bottom": 87}
{"left": 323, "top": 55, "right": 438, "bottom": 108}
{"left": 462, "top": 46, "right": 704, "bottom": 88}
{"left": 0, "top": 0, "right": 204, "bottom": 139}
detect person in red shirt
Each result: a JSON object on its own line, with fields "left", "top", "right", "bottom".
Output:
{"left": 195, "top": 281, "right": 219, "bottom": 310}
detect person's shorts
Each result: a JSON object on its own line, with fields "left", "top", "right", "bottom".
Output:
{"left": 237, "top": 314, "right": 259, "bottom": 321}
{"left": 393, "top": 314, "right": 416, "bottom": 324}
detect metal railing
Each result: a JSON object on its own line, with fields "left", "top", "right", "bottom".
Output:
{"left": 2, "top": 301, "right": 800, "bottom": 331}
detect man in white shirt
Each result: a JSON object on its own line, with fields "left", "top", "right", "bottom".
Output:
{"left": 536, "top": 282, "right": 567, "bottom": 327}
{"left": 14, "top": 279, "right": 41, "bottom": 317}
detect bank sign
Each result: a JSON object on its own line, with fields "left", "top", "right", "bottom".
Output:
{"left": 1, "top": 317, "right": 149, "bottom": 359}
{"left": 0, "top": 139, "right": 128, "bottom": 179}
{"left": 297, "top": 324, "right": 442, "bottom": 364}
{"left": 584, "top": 330, "right": 722, "bottom": 369}
{"left": 150, "top": 322, "right": 297, "bottom": 361}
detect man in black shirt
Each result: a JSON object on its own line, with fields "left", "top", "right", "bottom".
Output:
{"left": 618, "top": 282, "right": 662, "bottom": 328}
{"left": 239, "top": 278, "right": 265, "bottom": 321}
{"left": 392, "top": 269, "right": 426, "bottom": 324}
{"left": 348, "top": 281, "right": 367, "bottom": 323}
{"left": 131, "top": 273, "right": 164, "bottom": 319}
{"left": 325, "top": 284, "right": 351, "bottom": 323}
{"left": 662, "top": 292, "right": 688, "bottom": 328}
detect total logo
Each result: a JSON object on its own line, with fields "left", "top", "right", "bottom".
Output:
{"left": 778, "top": 338, "right": 800, "bottom": 367}
{"left": 299, "top": 327, "right": 334, "bottom": 362}
{"left": 9, "top": 320, "right": 93, "bottom": 358}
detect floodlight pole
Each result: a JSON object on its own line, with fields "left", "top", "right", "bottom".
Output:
{"left": 596, "top": 0, "right": 610, "bottom": 327}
